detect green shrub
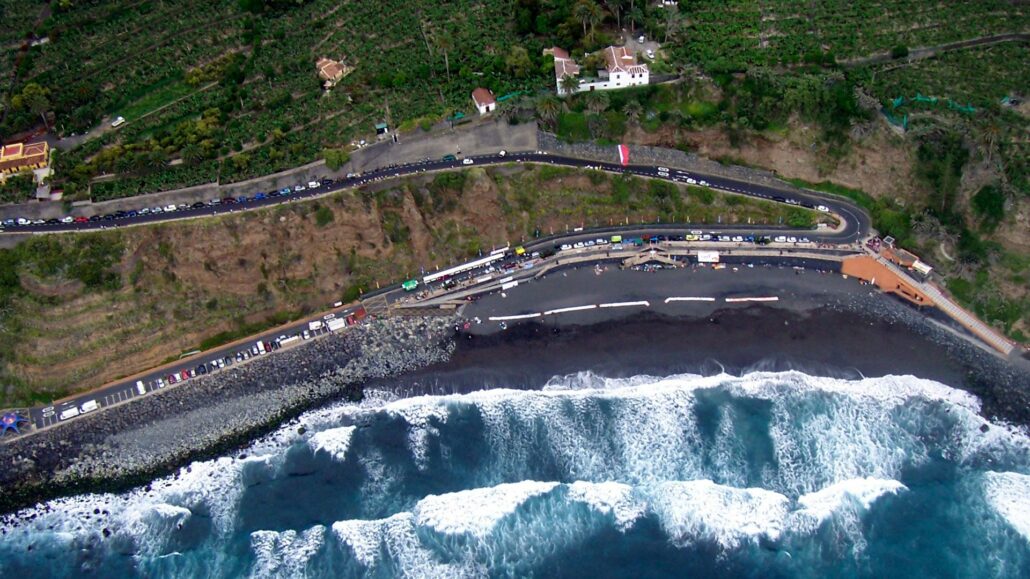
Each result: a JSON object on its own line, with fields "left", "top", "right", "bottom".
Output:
{"left": 972, "top": 184, "right": 1005, "bottom": 231}
{"left": 314, "top": 205, "right": 334, "bottom": 227}
{"left": 557, "top": 112, "right": 590, "bottom": 141}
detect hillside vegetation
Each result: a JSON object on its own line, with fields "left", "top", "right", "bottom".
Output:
{"left": 0, "top": 0, "right": 1026, "bottom": 342}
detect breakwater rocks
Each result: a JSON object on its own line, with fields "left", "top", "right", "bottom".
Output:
{"left": 826, "top": 289, "right": 1030, "bottom": 425}
{"left": 0, "top": 315, "right": 456, "bottom": 513}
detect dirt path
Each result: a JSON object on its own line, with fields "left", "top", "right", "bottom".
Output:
{"left": 840, "top": 32, "right": 1029, "bottom": 68}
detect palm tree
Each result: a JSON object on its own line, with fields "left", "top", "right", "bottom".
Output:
{"left": 434, "top": 31, "right": 453, "bottom": 80}
{"left": 585, "top": 90, "right": 610, "bottom": 115}
{"left": 536, "top": 95, "right": 561, "bottom": 127}
{"left": 560, "top": 74, "right": 581, "bottom": 97}
{"left": 574, "top": 0, "right": 604, "bottom": 38}
{"left": 602, "top": 0, "right": 624, "bottom": 29}
{"left": 623, "top": 101, "right": 643, "bottom": 124}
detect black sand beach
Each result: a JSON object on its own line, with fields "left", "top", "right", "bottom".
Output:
{"left": 374, "top": 263, "right": 1030, "bottom": 425}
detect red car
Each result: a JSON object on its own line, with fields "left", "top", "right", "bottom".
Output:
{"left": 74, "top": 216, "right": 89, "bottom": 223}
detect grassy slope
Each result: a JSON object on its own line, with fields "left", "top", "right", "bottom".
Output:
{"left": 0, "top": 166, "right": 820, "bottom": 406}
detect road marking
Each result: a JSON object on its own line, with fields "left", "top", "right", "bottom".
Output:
{"left": 665, "top": 297, "right": 716, "bottom": 303}
{"left": 544, "top": 305, "right": 597, "bottom": 315}
{"left": 488, "top": 313, "right": 542, "bottom": 321}
{"left": 725, "top": 297, "right": 779, "bottom": 302}
{"left": 599, "top": 301, "right": 651, "bottom": 308}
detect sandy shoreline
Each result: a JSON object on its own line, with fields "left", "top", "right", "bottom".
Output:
{"left": 1, "top": 259, "right": 1027, "bottom": 516}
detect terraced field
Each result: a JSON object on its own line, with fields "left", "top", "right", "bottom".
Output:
{"left": 677, "top": 0, "right": 1028, "bottom": 68}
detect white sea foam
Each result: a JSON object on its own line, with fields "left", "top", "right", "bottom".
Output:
{"left": 332, "top": 513, "right": 458, "bottom": 576}
{"left": 308, "top": 426, "right": 356, "bottom": 461}
{"left": 795, "top": 478, "right": 907, "bottom": 523}
{"left": 982, "top": 471, "right": 1030, "bottom": 543}
{"left": 414, "top": 481, "right": 559, "bottom": 537}
{"left": 566, "top": 481, "right": 646, "bottom": 530}
{"left": 648, "top": 480, "right": 790, "bottom": 550}
{"left": 249, "top": 525, "right": 325, "bottom": 578}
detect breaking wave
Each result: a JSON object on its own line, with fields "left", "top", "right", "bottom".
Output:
{"left": 2, "top": 371, "right": 1030, "bottom": 577}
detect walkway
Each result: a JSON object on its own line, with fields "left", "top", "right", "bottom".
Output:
{"left": 871, "top": 254, "right": 1015, "bottom": 355}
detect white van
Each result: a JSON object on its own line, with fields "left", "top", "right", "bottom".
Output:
{"left": 59, "top": 406, "right": 80, "bottom": 420}
{"left": 111, "top": 116, "right": 126, "bottom": 128}
{"left": 136, "top": 380, "right": 147, "bottom": 395}
{"left": 80, "top": 400, "right": 99, "bottom": 413}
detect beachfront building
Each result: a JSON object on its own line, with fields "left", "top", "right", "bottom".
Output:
{"left": 471, "top": 88, "right": 496, "bottom": 115}
{"left": 551, "top": 45, "right": 649, "bottom": 96}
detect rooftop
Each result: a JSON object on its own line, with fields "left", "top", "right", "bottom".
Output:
{"left": 471, "top": 87, "right": 496, "bottom": 107}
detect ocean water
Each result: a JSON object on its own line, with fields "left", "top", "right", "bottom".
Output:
{"left": 3, "top": 371, "right": 1030, "bottom": 578}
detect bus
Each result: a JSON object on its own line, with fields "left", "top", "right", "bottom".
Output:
{"left": 610, "top": 235, "right": 623, "bottom": 243}
{"left": 402, "top": 279, "right": 418, "bottom": 291}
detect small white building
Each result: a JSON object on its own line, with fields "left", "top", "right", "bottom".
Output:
{"left": 553, "top": 45, "right": 649, "bottom": 96}
{"left": 472, "top": 88, "right": 496, "bottom": 115}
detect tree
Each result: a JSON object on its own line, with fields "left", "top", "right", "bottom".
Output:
{"left": 584, "top": 90, "right": 610, "bottom": 114}
{"left": 20, "top": 83, "right": 51, "bottom": 130}
{"left": 560, "top": 74, "right": 581, "bottom": 97}
{"left": 623, "top": 100, "right": 643, "bottom": 124}
{"left": 535, "top": 95, "right": 562, "bottom": 127}
{"left": 434, "top": 31, "right": 453, "bottom": 80}
{"left": 506, "top": 46, "right": 533, "bottom": 79}
{"left": 573, "top": 0, "right": 604, "bottom": 38}
{"left": 602, "top": 0, "right": 625, "bottom": 29}
{"left": 181, "top": 143, "right": 205, "bottom": 165}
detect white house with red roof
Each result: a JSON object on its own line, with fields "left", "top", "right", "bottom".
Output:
{"left": 471, "top": 88, "right": 496, "bottom": 115}
{"left": 551, "top": 45, "right": 649, "bottom": 96}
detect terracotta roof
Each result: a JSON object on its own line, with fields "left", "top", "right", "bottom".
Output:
{"left": 553, "top": 49, "right": 581, "bottom": 79}
{"left": 0, "top": 140, "right": 48, "bottom": 173}
{"left": 316, "top": 57, "right": 345, "bottom": 82}
{"left": 604, "top": 46, "right": 648, "bottom": 74}
{"left": 471, "top": 87, "right": 496, "bottom": 107}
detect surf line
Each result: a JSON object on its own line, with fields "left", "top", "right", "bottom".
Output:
{"left": 599, "top": 301, "right": 651, "bottom": 308}
{"left": 664, "top": 297, "right": 716, "bottom": 303}
{"left": 724, "top": 297, "right": 779, "bottom": 302}
{"left": 488, "top": 313, "right": 543, "bottom": 321}
{"left": 544, "top": 305, "right": 598, "bottom": 315}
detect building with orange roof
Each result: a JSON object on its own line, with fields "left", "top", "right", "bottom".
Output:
{"left": 552, "top": 45, "right": 649, "bottom": 96}
{"left": 0, "top": 140, "right": 50, "bottom": 180}
{"left": 316, "top": 57, "right": 350, "bottom": 88}
{"left": 471, "top": 88, "right": 496, "bottom": 115}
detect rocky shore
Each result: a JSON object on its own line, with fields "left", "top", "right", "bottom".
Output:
{"left": 0, "top": 315, "right": 456, "bottom": 514}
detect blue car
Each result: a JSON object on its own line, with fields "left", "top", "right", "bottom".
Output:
{"left": 278, "top": 187, "right": 291, "bottom": 195}
{"left": 254, "top": 193, "right": 267, "bottom": 200}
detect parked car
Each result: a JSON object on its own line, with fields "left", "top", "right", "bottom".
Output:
{"left": 254, "top": 193, "right": 267, "bottom": 200}
{"left": 293, "top": 184, "right": 306, "bottom": 192}
{"left": 191, "top": 202, "right": 206, "bottom": 209}
{"left": 61, "top": 216, "right": 74, "bottom": 223}
{"left": 462, "top": 158, "right": 474, "bottom": 165}
{"left": 307, "top": 181, "right": 320, "bottom": 189}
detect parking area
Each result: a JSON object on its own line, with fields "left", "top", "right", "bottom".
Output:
{"left": 31, "top": 306, "right": 366, "bottom": 431}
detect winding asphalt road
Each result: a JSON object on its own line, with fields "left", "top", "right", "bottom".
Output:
{"left": 5, "top": 150, "right": 874, "bottom": 435}
{"left": 0, "top": 151, "right": 870, "bottom": 243}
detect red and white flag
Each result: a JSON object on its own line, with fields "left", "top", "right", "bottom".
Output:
{"left": 618, "top": 144, "right": 630, "bottom": 166}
